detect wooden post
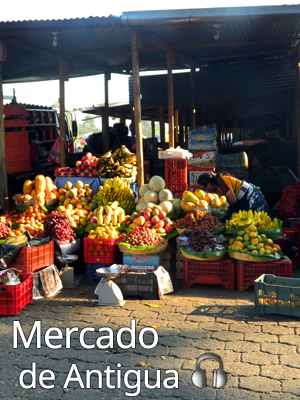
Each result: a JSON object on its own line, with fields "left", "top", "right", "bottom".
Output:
{"left": 131, "top": 31, "right": 144, "bottom": 188}
{"left": 178, "top": 104, "right": 184, "bottom": 143}
{"left": 295, "top": 49, "right": 300, "bottom": 178}
{"left": 167, "top": 51, "right": 174, "bottom": 148}
{"left": 59, "top": 58, "right": 68, "bottom": 167}
{"left": 190, "top": 66, "right": 196, "bottom": 130}
{"left": 159, "top": 105, "right": 165, "bottom": 143}
{"left": 103, "top": 72, "right": 110, "bottom": 153}
{"left": 0, "top": 56, "right": 9, "bottom": 211}
{"left": 151, "top": 118, "right": 155, "bottom": 138}
{"left": 174, "top": 108, "right": 179, "bottom": 144}
{"left": 183, "top": 112, "right": 188, "bottom": 143}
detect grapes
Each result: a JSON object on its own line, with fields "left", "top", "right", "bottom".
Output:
{"left": 178, "top": 226, "right": 220, "bottom": 252}
{"left": 37, "top": 211, "right": 76, "bottom": 244}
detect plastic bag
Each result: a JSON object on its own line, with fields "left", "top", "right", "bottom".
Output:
{"left": 48, "top": 136, "right": 61, "bottom": 165}
{"left": 0, "top": 269, "right": 21, "bottom": 285}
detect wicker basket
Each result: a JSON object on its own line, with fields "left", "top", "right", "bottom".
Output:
{"left": 228, "top": 251, "right": 278, "bottom": 263}
{"left": 118, "top": 241, "right": 168, "bottom": 255}
{"left": 180, "top": 247, "right": 226, "bottom": 261}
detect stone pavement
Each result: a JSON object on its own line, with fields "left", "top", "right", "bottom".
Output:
{"left": 1, "top": 277, "right": 300, "bottom": 400}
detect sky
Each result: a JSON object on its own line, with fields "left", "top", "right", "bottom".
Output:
{"left": 2, "top": 1, "right": 300, "bottom": 127}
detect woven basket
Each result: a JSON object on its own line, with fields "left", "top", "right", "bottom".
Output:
{"left": 176, "top": 228, "right": 191, "bottom": 234}
{"left": 228, "top": 251, "right": 276, "bottom": 263}
{"left": 118, "top": 241, "right": 168, "bottom": 255}
{"left": 180, "top": 247, "right": 226, "bottom": 261}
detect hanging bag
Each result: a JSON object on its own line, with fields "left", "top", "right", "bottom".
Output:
{"left": 48, "top": 136, "right": 61, "bottom": 165}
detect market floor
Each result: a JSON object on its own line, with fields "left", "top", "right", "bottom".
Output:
{"left": 1, "top": 272, "right": 300, "bottom": 400}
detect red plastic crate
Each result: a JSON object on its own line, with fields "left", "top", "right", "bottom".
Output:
{"left": 165, "top": 159, "right": 188, "bottom": 192}
{"left": 282, "top": 227, "right": 298, "bottom": 239}
{"left": 0, "top": 273, "right": 33, "bottom": 315}
{"left": 237, "top": 256, "right": 292, "bottom": 292}
{"left": 84, "top": 238, "right": 118, "bottom": 264}
{"left": 9, "top": 241, "right": 54, "bottom": 272}
{"left": 173, "top": 191, "right": 184, "bottom": 200}
{"left": 183, "top": 257, "right": 236, "bottom": 290}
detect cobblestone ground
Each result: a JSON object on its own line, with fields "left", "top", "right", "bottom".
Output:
{"left": 1, "top": 278, "right": 300, "bottom": 399}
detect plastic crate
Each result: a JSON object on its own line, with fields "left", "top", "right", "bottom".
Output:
{"left": 114, "top": 272, "right": 159, "bottom": 299}
{"left": 165, "top": 159, "right": 188, "bottom": 192}
{"left": 85, "top": 263, "right": 110, "bottom": 284}
{"left": 237, "top": 257, "right": 292, "bottom": 292}
{"left": 84, "top": 238, "right": 118, "bottom": 264}
{"left": 9, "top": 241, "right": 54, "bottom": 273}
{"left": 0, "top": 273, "right": 33, "bottom": 316}
{"left": 183, "top": 258, "right": 236, "bottom": 291}
{"left": 282, "top": 227, "right": 298, "bottom": 239}
{"left": 255, "top": 274, "right": 300, "bottom": 319}
{"left": 173, "top": 191, "right": 184, "bottom": 200}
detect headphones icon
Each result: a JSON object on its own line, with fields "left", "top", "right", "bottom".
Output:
{"left": 192, "top": 352, "right": 227, "bottom": 389}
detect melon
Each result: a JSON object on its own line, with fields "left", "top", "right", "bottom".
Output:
{"left": 159, "top": 201, "right": 174, "bottom": 214}
{"left": 139, "top": 184, "right": 150, "bottom": 197}
{"left": 146, "top": 202, "right": 157, "bottom": 209}
{"left": 172, "top": 198, "right": 182, "bottom": 212}
{"left": 144, "top": 190, "right": 158, "bottom": 204}
{"left": 159, "top": 189, "right": 173, "bottom": 202}
{"left": 136, "top": 200, "right": 147, "bottom": 212}
{"left": 149, "top": 176, "right": 165, "bottom": 192}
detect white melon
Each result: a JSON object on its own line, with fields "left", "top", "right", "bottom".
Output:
{"left": 159, "top": 201, "right": 174, "bottom": 214}
{"left": 159, "top": 189, "right": 173, "bottom": 202}
{"left": 149, "top": 176, "right": 165, "bottom": 192}
{"left": 136, "top": 200, "right": 147, "bottom": 212}
{"left": 172, "top": 198, "right": 182, "bottom": 212}
{"left": 139, "top": 184, "right": 150, "bottom": 197}
{"left": 144, "top": 190, "right": 158, "bottom": 204}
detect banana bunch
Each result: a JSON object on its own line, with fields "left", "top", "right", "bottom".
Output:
{"left": 97, "top": 146, "right": 137, "bottom": 178}
{"left": 225, "top": 210, "right": 279, "bottom": 230}
{"left": 102, "top": 176, "right": 131, "bottom": 191}
{"left": 96, "top": 185, "right": 136, "bottom": 209}
{"left": 5, "top": 234, "right": 28, "bottom": 246}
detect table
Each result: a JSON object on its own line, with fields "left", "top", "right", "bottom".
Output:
{"left": 55, "top": 176, "right": 100, "bottom": 194}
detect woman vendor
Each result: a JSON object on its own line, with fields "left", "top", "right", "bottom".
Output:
{"left": 197, "top": 172, "right": 269, "bottom": 213}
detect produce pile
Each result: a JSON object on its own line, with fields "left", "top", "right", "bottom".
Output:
{"left": 87, "top": 225, "right": 121, "bottom": 240}
{"left": 0, "top": 222, "right": 12, "bottom": 238}
{"left": 86, "top": 200, "right": 130, "bottom": 232}
{"left": 37, "top": 211, "right": 76, "bottom": 244}
{"left": 13, "top": 205, "right": 48, "bottom": 237}
{"left": 13, "top": 175, "right": 59, "bottom": 207}
{"left": 97, "top": 146, "right": 137, "bottom": 179}
{"left": 97, "top": 177, "right": 136, "bottom": 209}
{"left": 180, "top": 189, "right": 229, "bottom": 212}
{"left": 177, "top": 226, "right": 225, "bottom": 252}
{"left": 129, "top": 204, "right": 174, "bottom": 235}
{"left": 228, "top": 224, "right": 281, "bottom": 256}
{"left": 225, "top": 210, "right": 280, "bottom": 230}
{"left": 54, "top": 152, "right": 100, "bottom": 177}
{"left": 117, "top": 227, "right": 166, "bottom": 247}
{"left": 176, "top": 210, "right": 222, "bottom": 231}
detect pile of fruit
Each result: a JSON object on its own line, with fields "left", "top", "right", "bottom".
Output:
{"left": 13, "top": 205, "right": 48, "bottom": 237}
{"left": 56, "top": 181, "right": 97, "bottom": 229}
{"left": 97, "top": 146, "right": 137, "bottom": 179}
{"left": 137, "top": 176, "right": 182, "bottom": 213}
{"left": 228, "top": 224, "right": 281, "bottom": 255}
{"left": 13, "top": 175, "right": 59, "bottom": 207}
{"left": 177, "top": 226, "right": 225, "bottom": 252}
{"left": 87, "top": 225, "right": 121, "bottom": 240}
{"left": 97, "top": 177, "right": 136, "bottom": 209}
{"left": 87, "top": 201, "right": 130, "bottom": 229}
{"left": 225, "top": 210, "right": 280, "bottom": 230}
{"left": 0, "top": 222, "right": 12, "bottom": 238}
{"left": 0, "top": 211, "right": 19, "bottom": 226}
{"left": 176, "top": 210, "right": 222, "bottom": 231}
{"left": 37, "top": 211, "right": 76, "bottom": 243}
{"left": 180, "top": 190, "right": 229, "bottom": 212}
{"left": 129, "top": 204, "right": 174, "bottom": 235}
{"left": 117, "top": 227, "right": 166, "bottom": 247}
{"left": 54, "top": 153, "right": 101, "bottom": 177}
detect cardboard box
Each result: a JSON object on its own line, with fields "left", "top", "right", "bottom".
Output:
{"left": 189, "top": 170, "right": 212, "bottom": 186}
{"left": 123, "top": 253, "right": 163, "bottom": 267}
{"left": 158, "top": 149, "right": 192, "bottom": 159}
{"left": 188, "top": 127, "right": 216, "bottom": 141}
{"left": 188, "top": 139, "right": 217, "bottom": 152}
{"left": 188, "top": 151, "right": 216, "bottom": 170}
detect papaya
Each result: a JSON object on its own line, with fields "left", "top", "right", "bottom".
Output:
{"left": 182, "top": 191, "right": 200, "bottom": 205}
{"left": 185, "top": 202, "right": 198, "bottom": 211}
{"left": 23, "top": 180, "right": 33, "bottom": 195}
{"left": 35, "top": 175, "right": 46, "bottom": 196}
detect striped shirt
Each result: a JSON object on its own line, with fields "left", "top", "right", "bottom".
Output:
{"left": 217, "top": 176, "right": 243, "bottom": 197}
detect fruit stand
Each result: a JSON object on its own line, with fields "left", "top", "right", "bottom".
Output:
{"left": 0, "top": 138, "right": 298, "bottom": 319}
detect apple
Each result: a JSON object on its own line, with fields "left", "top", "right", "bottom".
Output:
{"left": 75, "top": 161, "right": 82, "bottom": 167}
{"left": 157, "top": 227, "right": 166, "bottom": 234}
{"left": 56, "top": 168, "right": 62, "bottom": 172}
{"left": 165, "top": 224, "right": 173, "bottom": 234}
{"left": 88, "top": 165, "right": 94, "bottom": 170}
{"left": 137, "top": 211, "right": 144, "bottom": 217}
{"left": 144, "top": 211, "right": 151, "bottom": 221}
{"left": 151, "top": 216, "right": 160, "bottom": 224}
{"left": 67, "top": 172, "right": 73, "bottom": 176}
{"left": 80, "top": 172, "right": 86, "bottom": 177}
{"left": 75, "top": 168, "right": 81, "bottom": 174}
{"left": 84, "top": 169, "right": 90, "bottom": 174}
{"left": 85, "top": 159, "right": 91, "bottom": 166}
{"left": 92, "top": 169, "right": 98, "bottom": 175}
{"left": 158, "top": 210, "right": 166, "bottom": 219}
{"left": 163, "top": 217, "right": 171, "bottom": 225}
{"left": 80, "top": 165, "right": 86, "bottom": 170}
{"left": 54, "top": 172, "right": 58, "bottom": 176}
{"left": 154, "top": 220, "right": 164, "bottom": 229}
{"left": 60, "top": 172, "right": 65, "bottom": 176}
{"left": 88, "top": 173, "right": 94, "bottom": 177}
{"left": 144, "top": 207, "right": 152, "bottom": 213}
{"left": 152, "top": 209, "right": 159, "bottom": 217}
{"left": 86, "top": 152, "right": 93, "bottom": 159}
{"left": 144, "top": 221, "right": 153, "bottom": 229}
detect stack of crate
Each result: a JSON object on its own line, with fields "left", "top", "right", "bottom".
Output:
{"left": 4, "top": 105, "right": 31, "bottom": 174}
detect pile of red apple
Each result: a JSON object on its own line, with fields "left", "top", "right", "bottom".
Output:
{"left": 54, "top": 153, "right": 100, "bottom": 178}
{"left": 130, "top": 204, "right": 174, "bottom": 235}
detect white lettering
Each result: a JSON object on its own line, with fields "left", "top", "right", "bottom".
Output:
{"left": 104, "top": 365, "right": 115, "bottom": 389}
{"left": 19, "top": 362, "right": 36, "bottom": 389}
{"left": 39, "top": 369, "right": 56, "bottom": 389}
{"left": 144, "top": 369, "right": 160, "bottom": 389}
{"left": 139, "top": 327, "right": 159, "bottom": 349}
{"left": 65, "top": 327, "right": 79, "bottom": 348}
{"left": 79, "top": 327, "right": 95, "bottom": 349}
{"left": 63, "top": 364, "right": 85, "bottom": 388}
{"left": 117, "top": 319, "right": 136, "bottom": 349}
{"left": 45, "top": 328, "right": 63, "bottom": 349}
{"left": 86, "top": 369, "right": 102, "bottom": 389}
{"left": 124, "top": 370, "right": 141, "bottom": 397}
{"left": 163, "top": 370, "right": 179, "bottom": 389}
{"left": 96, "top": 328, "right": 113, "bottom": 349}
{"left": 117, "top": 363, "right": 122, "bottom": 388}
{"left": 13, "top": 321, "right": 41, "bottom": 349}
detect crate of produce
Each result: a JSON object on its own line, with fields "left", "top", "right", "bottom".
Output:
{"left": 255, "top": 274, "right": 300, "bottom": 318}
{"left": 237, "top": 257, "right": 292, "bottom": 292}
{"left": 85, "top": 263, "right": 110, "bottom": 284}
{"left": 183, "top": 258, "right": 235, "bottom": 290}
{"left": 9, "top": 241, "right": 54, "bottom": 273}
{"left": 0, "top": 273, "right": 33, "bottom": 316}
{"left": 165, "top": 158, "right": 188, "bottom": 192}
{"left": 84, "top": 238, "right": 118, "bottom": 264}
{"left": 114, "top": 271, "right": 159, "bottom": 300}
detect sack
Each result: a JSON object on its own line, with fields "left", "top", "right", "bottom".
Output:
{"left": 32, "top": 265, "right": 62, "bottom": 299}
{"left": 48, "top": 136, "right": 61, "bottom": 165}
{"left": 153, "top": 266, "right": 173, "bottom": 299}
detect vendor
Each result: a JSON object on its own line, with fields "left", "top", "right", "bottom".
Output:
{"left": 197, "top": 172, "right": 269, "bottom": 213}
